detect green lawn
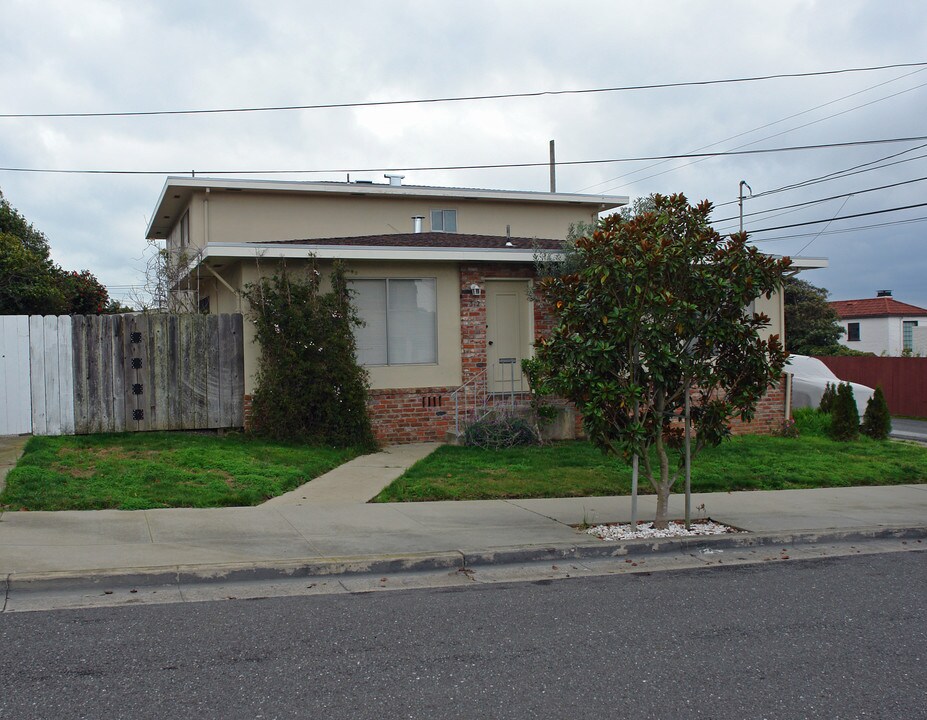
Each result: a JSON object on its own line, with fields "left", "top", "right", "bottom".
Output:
{"left": 373, "top": 411, "right": 927, "bottom": 502}
{"left": 0, "top": 433, "right": 364, "bottom": 511}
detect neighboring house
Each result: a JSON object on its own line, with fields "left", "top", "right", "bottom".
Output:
{"left": 830, "top": 291, "right": 927, "bottom": 356}
{"left": 145, "top": 175, "right": 799, "bottom": 443}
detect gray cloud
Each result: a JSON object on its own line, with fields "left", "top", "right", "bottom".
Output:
{"left": 1, "top": 0, "right": 926, "bottom": 307}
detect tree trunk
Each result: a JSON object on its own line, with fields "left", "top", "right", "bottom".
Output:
{"left": 654, "top": 484, "right": 671, "bottom": 529}
{"left": 652, "top": 390, "right": 672, "bottom": 529}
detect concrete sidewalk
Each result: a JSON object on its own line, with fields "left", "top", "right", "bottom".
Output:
{"left": 2, "top": 462, "right": 925, "bottom": 581}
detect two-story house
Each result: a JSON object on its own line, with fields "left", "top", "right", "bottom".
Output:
{"left": 145, "top": 175, "right": 794, "bottom": 443}
{"left": 831, "top": 291, "right": 927, "bottom": 356}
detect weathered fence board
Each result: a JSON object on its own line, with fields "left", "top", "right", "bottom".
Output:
{"left": 58, "top": 316, "right": 75, "bottom": 435}
{"left": 110, "top": 316, "right": 125, "bottom": 432}
{"left": 3, "top": 313, "right": 245, "bottom": 435}
{"left": 167, "top": 315, "right": 181, "bottom": 428}
{"left": 147, "top": 315, "right": 169, "bottom": 430}
{"left": 228, "top": 313, "right": 244, "bottom": 427}
{"left": 28, "top": 316, "right": 48, "bottom": 435}
{"left": 42, "top": 316, "right": 62, "bottom": 434}
{"left": 0, "top": 316, "right": 31, "bottom": 435}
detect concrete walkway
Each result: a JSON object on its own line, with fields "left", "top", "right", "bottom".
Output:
{"left": 262, "top": 442, "right": 440, "bottom": 506}
{"left": 1, "top": 437, "right": 925, "bottom": 587}
{"left": 0, "top": 434, "right": 29, "bottom": 496}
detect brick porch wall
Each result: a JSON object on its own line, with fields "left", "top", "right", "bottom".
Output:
{"left": 367, "top": 386, "right": 454, "bottom": 444}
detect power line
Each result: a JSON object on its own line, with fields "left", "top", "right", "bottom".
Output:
{"left": 712, "top": 174, "right": 927, "bottom": 225}
{"left": 2, "top": 61, "right": 925, "bottom": 120}
{"left": 751, "top": 214, "right": 927, "bottom": 242}
{"left": 3, "top": 134, "right": 927, "bottom": 177}
{"left": 581, "top": 69, "right": 927, "bottom": 194}
{"left": 713, "top": 142, "right": 927, "bottom": 208}
{"left": 795, "top": 195, "right": 852, "bottom": 255}
{"left": 748, "top": 201, "right": 927, "bottom": 233}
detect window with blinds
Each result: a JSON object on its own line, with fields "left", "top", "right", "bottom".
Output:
{"left": 350, "top": 278, "right": 437, "bottom": 365}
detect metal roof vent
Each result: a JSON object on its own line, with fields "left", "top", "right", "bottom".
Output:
{"left": 385, "top": 174, "right": 405, "bottom": 187}
{"left": 412, "top": 216, "right": 424, "bottom": 233}
{"left": 877, "top": 289, "right": 893, "bottom": 297}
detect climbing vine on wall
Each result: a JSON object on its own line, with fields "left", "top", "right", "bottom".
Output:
{"left": 243, "top": 260, "right": 376, "bottom": 448}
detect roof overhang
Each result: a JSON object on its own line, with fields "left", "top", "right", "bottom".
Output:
{"left": 197, "top": 241, "right": 553, "bottom": 266}
{"left": 146, "top": 176, "right": 629, "bottom": 240}
{"left": 783, "top": 256, "right": 829, "bottom": 272}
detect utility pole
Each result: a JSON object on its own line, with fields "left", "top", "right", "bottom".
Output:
{"left": 549, "top": 140, "right": 556, "bottom": 193}
{"left": 738, "top": 180, "right": 752, "bottom": 233}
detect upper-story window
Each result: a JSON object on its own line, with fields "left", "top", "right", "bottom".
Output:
{"left": 431, "top": 209, "right": 457, "bottom": 233}
{"left": 847, "top": 322, "right": 860, "bottom": 342}
{"left": 179, "top": 211, "right": 190, "bottom": 247}
{"left": 903, "top": 320, "right": 919, "bottom": 351}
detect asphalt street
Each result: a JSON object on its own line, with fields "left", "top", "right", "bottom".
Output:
{"left": 1, "top": 549, "right": 924, "bottom": 719}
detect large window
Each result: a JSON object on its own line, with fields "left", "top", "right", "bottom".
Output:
{"left": 431, "top": 209, "right": 457, "bottom": 232}
{"left": 350, "top": 279, "right": 437, "bottom": 365}
{"left": 903, "top": 320, "right": 919, "bottom": 352}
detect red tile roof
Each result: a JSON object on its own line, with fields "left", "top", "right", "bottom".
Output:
{"left": 829, "top": 297, "right": 927, "bottom": 319}
{"left": 257, "top": 232, "right": 565, "bottom": 251}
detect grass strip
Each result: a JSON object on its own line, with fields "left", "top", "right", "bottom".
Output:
{"left": 373, "top": 411, "right": 927, "bottom": 502}
{"left": 0, "top": 432, "right": 364, "bottom": 511}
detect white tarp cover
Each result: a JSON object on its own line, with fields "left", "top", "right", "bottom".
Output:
{"left": 787, "top": 354, "right": 874, "bottom": 417}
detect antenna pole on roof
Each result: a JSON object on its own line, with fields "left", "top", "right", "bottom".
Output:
{"left": 549, "top": 140, "right": 556, "bottom": 193}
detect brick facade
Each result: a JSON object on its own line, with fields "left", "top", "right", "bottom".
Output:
{"left": 727, "top": 377, "right": 787, "bottom": 435}
{"left": 367, "top": 386, "right": 455, "bottom": 444}
{"left": 368, "top": 261, "right": 549, "bottom": 444}
{"left": 246, "top": 262, "right": 785, "bottom": 444}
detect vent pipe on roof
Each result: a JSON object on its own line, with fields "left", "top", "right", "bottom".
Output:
{"left": 385, "top": 174, "right": 405, "bottom": 187}
{"left": 877, "top": 289, "right": 893, "bottom": 297}
{"left": 412, "top": 216, "right": 424, "bottom": 233}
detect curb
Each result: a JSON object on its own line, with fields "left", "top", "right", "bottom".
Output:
{"left": 5, "top": 525, "right": 926, "bottom": 597}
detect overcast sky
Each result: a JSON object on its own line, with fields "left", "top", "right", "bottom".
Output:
{"left": 2, "top": 0, "right": 926, "bottom": 309}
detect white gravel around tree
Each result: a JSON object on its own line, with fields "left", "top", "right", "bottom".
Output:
{"left": 586, "top": 520, "right": 744, "bottom": 541}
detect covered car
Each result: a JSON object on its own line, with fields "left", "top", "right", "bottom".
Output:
{"left": 786, "top": 354, "right": 874, "bottom": 417}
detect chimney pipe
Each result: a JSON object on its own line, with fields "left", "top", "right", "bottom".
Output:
{"left": 412, "top": 216, "right": 424, "bottom": 233}
{"left": 385, "top": 174, "right": 405, "bottom": 187}
{"left": 877, "top": 289, "right": 892, "bottom": 297}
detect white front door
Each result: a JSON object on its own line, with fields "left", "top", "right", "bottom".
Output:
{"left": 486, "top": 280, "right": 531, "bottom": 394}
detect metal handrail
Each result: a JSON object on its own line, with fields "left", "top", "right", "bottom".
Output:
{"left": 451, "top": 367, "right": 490, "bottom": 437}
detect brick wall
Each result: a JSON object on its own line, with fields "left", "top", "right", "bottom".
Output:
{"left": 367, "top": 387, "right": 454, "bottom": 444}
{"left": 728, "top": 377, "right": 787, "bottom": 435}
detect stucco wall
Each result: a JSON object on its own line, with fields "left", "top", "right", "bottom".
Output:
{"left": 755, "top": 289, "right": 783, "bottom": 343}
{"left": 836, "top": 315, "right": 927, "bottom": 355}
{"left": 181, "top": 190, "right": 598, "bottom": 249}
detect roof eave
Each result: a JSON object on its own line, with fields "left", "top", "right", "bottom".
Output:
{"left": 199, "top": 242, "right": 558, "bottom": 264}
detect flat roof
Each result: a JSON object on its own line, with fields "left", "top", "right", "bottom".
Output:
{"left": 145, "top": 176, "right": 630, "bottom": 239}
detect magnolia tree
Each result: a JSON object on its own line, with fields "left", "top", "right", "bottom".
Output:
{"left": 525, "top": 194, "right": 791, "bottom": 528}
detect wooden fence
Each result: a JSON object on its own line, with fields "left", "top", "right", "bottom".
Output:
{"left": 0, "top": 314, "right": 244, "bottom": 436}
{"left": 816, "top": 356, "right": 927, "bottom": 419}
